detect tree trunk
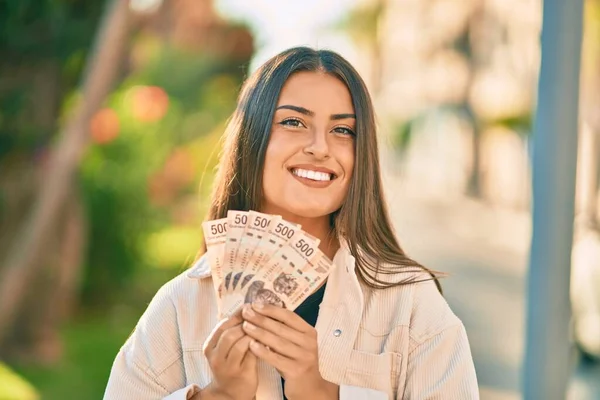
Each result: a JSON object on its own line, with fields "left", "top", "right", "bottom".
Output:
{"left": 0, "top": 58, "right": 62, "bottom": 359}
{"left": 370, "top": 0, "right": 387, "bottom": 97}
{"left": 443, "top": 3, "right": 479, "bottom": 197}
{"left": 2, "top": 176, "right": 88, "bottom": 364}
{"left": 31, "top": 187, "right": 87, "bottom": 364}
{"left": 0, "top": 0, "right": 132, "bottom": 343}
{"left": 464, "top": 2, "right": 484, "bottom": 199}
{"left": 465, "top": 105, "right": 482, "bottom": 198}
{"left": 55, "top": 189, "right": 88, "bottom": 320}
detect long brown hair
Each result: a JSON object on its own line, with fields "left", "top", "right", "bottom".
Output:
{"left": 203, "top": 47, "right": 443, "bottom": 292}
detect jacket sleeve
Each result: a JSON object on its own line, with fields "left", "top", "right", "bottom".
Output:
{"left": 103, "top": 352, "right": 200, "bottom": 400}
{"left": 103, "top": 282, "right": 201, "bottom": 400}
{"left": 402, "top": 323, "right": 479, "bottom": 399}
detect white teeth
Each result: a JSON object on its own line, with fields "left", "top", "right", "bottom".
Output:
{"left": 292, "top": 168, "right": 332, "bottom": 181}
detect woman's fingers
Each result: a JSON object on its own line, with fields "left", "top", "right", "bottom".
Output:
{"left": 215, "top": 325, "right": 245, "bottom": 359}
{"left": 242, "top": 320, "right": 303, "bottom": 359}
{"left": 249, "top": 339, "right": 295, "bottom": 373}
{"left": 241, "top": 347, "right": 257, "bottom": 370}
{"left": 203, "top": 310, "right": 244, "bottom": 357}
{"left": 242, "top": 304, "right": 309, "bottom": 348}
{"left": 226, "top": 335, "right": 252, "bottom": 366}
{"left": 250, "top": 303, "right": 311, "bottom": 333}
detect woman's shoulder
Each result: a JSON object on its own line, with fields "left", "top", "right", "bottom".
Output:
{"left": 108, "top": 256, "right": 216, "bottom": 389}
{"left": 153, "top": 255, "right": 213, "bottom": 300}
{"left": 360, "top": 264, "right": 462, "bottom": 341}
{"left": 407, "top": 276, "right": 463, "bottom": 346}
{"left": 356, "top": 263, "right": 460, "bottom": 333}
{"left": 127, "top": 255, "right": 217, "bottom": 349}
{"left": 132, "top": 255, "right": 216, "bottom": 336}
{"left": 148, "top": 255, "right": 217, "bottom": 317}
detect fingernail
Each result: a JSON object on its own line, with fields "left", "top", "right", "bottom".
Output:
{"left": 244, "top": 306, "right": 255, "bottom": 317}
{"left": 253, "top": 301, "right": 264, "bottom": 310}
{"left": 244, "top": 321, "right": 256, "bottom": 330}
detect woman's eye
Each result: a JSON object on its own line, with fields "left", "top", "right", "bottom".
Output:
{"left": 333, "top": 127, "right": 355, "bottom": 137}
{"left": 280, "top": 118, "right": 304, "bottom": 128}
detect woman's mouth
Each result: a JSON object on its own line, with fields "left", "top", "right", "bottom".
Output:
{"left": 289, "top": 167, "right": 337, "bottom": 188}
{"left": 291, "top": 168, "right": 334, "bottom": 181}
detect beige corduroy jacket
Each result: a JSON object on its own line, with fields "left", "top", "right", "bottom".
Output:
{"left": 104, "top": 244, "right": 479, "bottom": 399}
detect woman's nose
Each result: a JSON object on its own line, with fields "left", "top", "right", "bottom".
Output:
{"left": 303, "top": 129, "right": 330, "bottom": 160}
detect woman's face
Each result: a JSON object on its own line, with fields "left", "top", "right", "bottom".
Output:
{"left": 261, "top": 71, "right": 356, "bottom": 219}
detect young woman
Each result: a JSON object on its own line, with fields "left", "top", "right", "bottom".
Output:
{"left": 104, "top": 47, "right": 479, "bottom": 400}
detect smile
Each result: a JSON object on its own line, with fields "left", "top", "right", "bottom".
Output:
{"left": 291, "top": 168, "right": 333, "bottom": 181}
{"left": 288, "top": 166, "right": 338, "bottom": 188}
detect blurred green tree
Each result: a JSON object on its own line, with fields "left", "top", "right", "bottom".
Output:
{"left": 0, "top": 0, "right": 253, "bottom": 367}
{"left": 0, "top": 0, "right": 123, "bottom": 363}
{"left": 0, "top": 0, "right": 106, "bottom": 155}
{"left": 79, "top": 47, "right": 247, "bottom": 307}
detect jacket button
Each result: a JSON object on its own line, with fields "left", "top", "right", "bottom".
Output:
{"left": 333, "top": 329, "right": 342, "bottom": 337}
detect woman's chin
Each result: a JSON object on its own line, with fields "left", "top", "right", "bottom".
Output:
{"left": 282, "top": 202, "right": 336, "bottom": 220}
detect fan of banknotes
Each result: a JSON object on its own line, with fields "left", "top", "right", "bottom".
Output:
{"left": 202, "top": 210, "right": 333, "bottom": 318}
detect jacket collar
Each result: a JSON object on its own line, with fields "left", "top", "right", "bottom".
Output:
{"left": 186, "top": 255, "right": 211, "bottom": 279}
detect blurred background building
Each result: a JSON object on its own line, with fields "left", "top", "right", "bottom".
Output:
{"left": 0, "top": 0, "right": 599, "bottom": 399}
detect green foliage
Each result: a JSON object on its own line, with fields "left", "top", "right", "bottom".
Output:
{"left": 334, "top": 1, "right": 384, "bottom": 45}
{"left": 391, "top": 111, "right": 431, "bottom": 153}
{"left": 392, "top": 119, "right": 416, "bottom": 152}
{"left": 12, "top": 313, "right": 139, "bottom": 399}
{"left": 492, "top": 114, "right": 532, "bottom": 136}
{"left": 79, "top": 44, "right": 245, "bottom": 306}
{"left": 145, "top": 225, "right": 203, "bottom": 269}
{"left": 12, "top": 267, "right": 179, "bottom": 400}
{"left": 0, "top": 0, "right": 105, "bottom": 158}
{"left": 0, "top": 0, "right": 105, "bottom": 61}
{"left": 0, "top": 362, "right": 39, "bottom": 400}
{"left": 390, "top": 105, "right": 533, "bottom": 154}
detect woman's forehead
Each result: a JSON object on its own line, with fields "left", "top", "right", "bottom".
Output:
{"left": 277, "top": 71, "right": 354, "bottom": 113}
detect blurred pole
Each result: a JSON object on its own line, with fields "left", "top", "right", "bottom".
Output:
{"left": 523, "top": 0, "right": 584, "bottom": 399}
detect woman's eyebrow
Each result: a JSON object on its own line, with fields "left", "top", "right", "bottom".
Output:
{"left": 276, "top": 104, "right": 356, "bottom": 120}
{"left": 276, "top": 104, "right": 314, "bottom": 116}
{"left": 330, "top": 113, "right": 356, "bottom": 120}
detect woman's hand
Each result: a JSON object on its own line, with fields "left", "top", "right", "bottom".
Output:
{"left": 241, "top": 303, "right": 339, "bottom": 400}
{"left": 200, "top": 310, "right": 258, "bottom": 400}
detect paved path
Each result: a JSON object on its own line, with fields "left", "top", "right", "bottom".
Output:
{"left": 384, "top": 177, "right": 600, "bottom": 399}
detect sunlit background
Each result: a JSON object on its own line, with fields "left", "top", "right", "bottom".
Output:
{"left": 1, "top": 0, "right": 599, "bottom": 399}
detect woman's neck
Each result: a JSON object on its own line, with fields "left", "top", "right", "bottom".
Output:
{"left": 259, "top": 206, "right": 340, "bottom": 259}
{"left": 294, "top": 216, "right": 339, "bottom": 260}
